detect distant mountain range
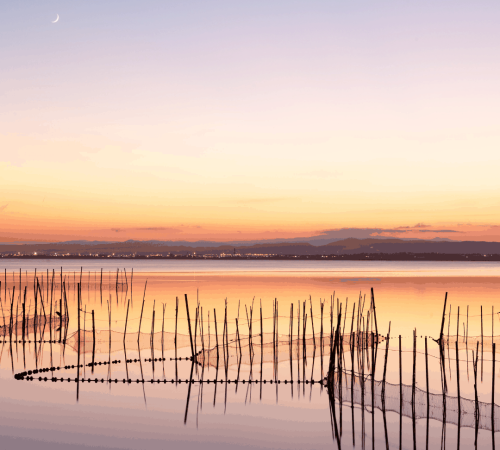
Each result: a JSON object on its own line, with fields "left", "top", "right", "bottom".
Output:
{"left": 0, "top": 238, "right": 499, "bottom": 258}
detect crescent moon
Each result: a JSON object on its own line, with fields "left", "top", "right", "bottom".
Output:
{"left": 52, "top": 14, "right": 59, "bottom": 23}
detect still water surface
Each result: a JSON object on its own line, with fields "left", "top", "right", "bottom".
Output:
{"left": 0, "top": 260, "right": 499, "bottom": 449}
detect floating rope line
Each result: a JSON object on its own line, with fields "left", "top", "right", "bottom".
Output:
{"left": 13, "top": 358, "right": 324, "bottom": 385}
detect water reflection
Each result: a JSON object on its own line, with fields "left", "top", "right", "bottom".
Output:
{"left": 1, "top": 265, "right": 500, "bottom": 449}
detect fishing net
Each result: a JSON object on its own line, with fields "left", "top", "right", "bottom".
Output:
{"left": 329, "top": 370, "right": 500, "bottom": 432}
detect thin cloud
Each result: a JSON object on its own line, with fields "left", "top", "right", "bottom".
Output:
{"left": 112, "top": 227, "right": 183, "bottom": 233}
{"left": 413, "top": 223, "right": 431, "bottom": 228}
{"left": 0, "top": 204, "right": 8, "bottom": 213}
{"left": 418, "top": 229, "right": 459, "bottom": 233}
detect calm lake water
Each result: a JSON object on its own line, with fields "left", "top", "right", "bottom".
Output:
{"left": 1, "top": 260, "right": 499, "bottom": 449}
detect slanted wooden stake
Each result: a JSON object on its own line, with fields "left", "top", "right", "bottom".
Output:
{"left": 124, "top": 298, "right": 130, "bottom": 344}
{"left": 137, "top": 281, "right": 147, "bottom": 344}
{"left": 439, "top": 293, "right": 448, "bottom": 340}
{"left": 382, "top": 324, "right": 390, "bottom": 390}
{"left": 185, "top": 294, "right": 195, "bottom": 358}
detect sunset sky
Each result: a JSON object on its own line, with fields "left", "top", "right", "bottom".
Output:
{"left": 1, "top": 1, "right": 500, "bottom": 243}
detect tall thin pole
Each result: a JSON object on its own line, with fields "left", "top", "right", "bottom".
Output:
{"left": 185, "top": 294, "right": 195, "bottom": 358}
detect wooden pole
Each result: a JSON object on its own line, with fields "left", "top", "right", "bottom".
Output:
{"left": 481, "top": 305, "right": 484, "bottom": 351}
{"left": 201, "top": 306, "right": 205, "bottom": 357}
{"left": 100, "top": 268, "right": 102, "bottom": 305}
{"left": 473, "top": 344, "right": 479, "bottom": 417}
{"left": 92, "top": 309, "right": 96, "bottom": 372}
{"left": 382, "top": 326, "right": 390, "bottom": 387}
{"left": 310, "top": 298, "right": 315, "bottom": 347}
{"left": 455, "top": 340, "right": 461, "bottom": 418}
{"left": 439, "top": 292, "right": 448, "bottom": 339}
{"left": 162, "top": 303, "right": 165, "bottom": 359}
{"left": 185, "top": 294, "right": 195, "bottom": 358}
{"left": 447, "top": 304, "right": 451, "bottom": 342}
{"left": 34, "top": 283, "right": 38, "bottom": 342}
{"left": 138, "top": 298, "right": 145, "bottom": 343}
{"left": 59, "top": 293, "right": 62, "bottom": 343}
{"left": 412, "top": 329, "right": 416, "bottom": 411}
{"left": 370, "top": 288, "right": 378, "bottom": 337}
{"left": 425, "top": 336, "right": 429, "bottom": 410}
{"left": 466, "top": 305, "right": 469, "bottom": 347}
{"left": 399, "top": 335, "right": 402, "bottom": 405}
{"left": 123, "top": 298, "right": 130, "bottom": 344}
{"left": 194, "top": 305, "right": 198, "bottom": 356}
{"left": 214, "top": 308, "right": 219, "bottom": 366}
{"left": 151, "top": 301, "right": 155, "bottom": 350}
{"left": 492, "top": 343, "right": 496, "bottom": 423}
{"left": 175, "top": 296, "right": 178, "bottom": 350}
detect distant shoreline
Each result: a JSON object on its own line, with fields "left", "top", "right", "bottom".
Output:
{"left": 2, "top": 253, "right": 500, "bottom": 261}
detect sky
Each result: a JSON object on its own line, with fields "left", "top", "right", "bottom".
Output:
{"left": 1, "top": 1, "right": 500, "bottom": 242}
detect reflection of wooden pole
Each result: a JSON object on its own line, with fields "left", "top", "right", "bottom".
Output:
{"left": 456, "top": 306, "right": 460, "bottom": 340}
